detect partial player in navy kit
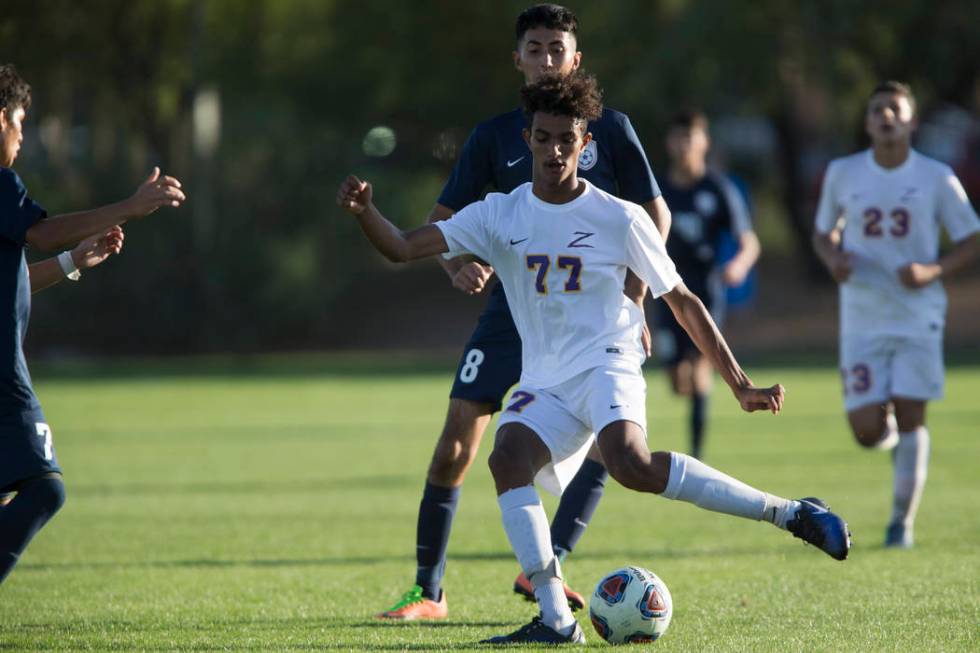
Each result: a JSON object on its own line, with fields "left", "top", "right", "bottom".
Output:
{"left": 0, "top": 64, "right": 185, "bottom": 585}
{"left": 648, "top": 111, "right": 760, "bottom": 461}
{"left": 376, "top": 4, "right": 671, "bottom": 620}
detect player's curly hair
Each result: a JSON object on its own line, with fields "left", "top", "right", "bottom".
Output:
{"left": 521, "top": 71, "right": 603, "bottom": 127}
{"left": 0, "top": 64, "right": 31, "bottom": 113}
{"left": 516, "top": 4, "right": 578, "bottom": 43}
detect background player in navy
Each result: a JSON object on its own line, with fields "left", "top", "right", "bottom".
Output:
{"left": 0, "top": 64, "right": 185, "bottom": 585}
{"left": 377, "top": 4, "right": 672, "bottom": 619}
{"left": 648, "top": 111, "right": 759, "bottom": 461}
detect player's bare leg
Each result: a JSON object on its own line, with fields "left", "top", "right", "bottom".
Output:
{"left": 885, "top": 398, "right": 929, "bottom": 548}
{"left": 427, "top": 398, "right": 494, "bottom": 487}
{"left": 847, "top": 402, "right": 898, "bottom": 449}
{"left": 485, "top": 424, "right": 585, "bottom": 644}
{"left": 376, "top": 398, "right": 493, "bottom": 620}
{"left": 596, "top": 420, "right": 851, "bottom": 560}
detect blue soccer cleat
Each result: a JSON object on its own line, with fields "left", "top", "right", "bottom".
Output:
{"left": 786, "top": 497, "right": 851, "bottom": 561}
{"left": 884, "top": 522, "right": 913, "bottom": 548}
{"left": 481, "top": 615, "right": 586, "bottom": 645}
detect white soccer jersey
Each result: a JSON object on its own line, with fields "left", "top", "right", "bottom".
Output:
{"left": 814, "top": 149, "right": 980, "bottom": 338}
{"left": 435, "top": 181, "right": 681, "bottom": 388}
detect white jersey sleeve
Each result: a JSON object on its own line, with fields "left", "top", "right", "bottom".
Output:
{"left": 625, "top": 207, "right": 681, "bottom": 298}
{"left": 814, "top": 160, "right": 843, "bottom": 234}
{"left": 433, "top": 195, "right": 497, "bottom": 262}
{"left": 936, "top": 167, "right": 980, "bottom": 242}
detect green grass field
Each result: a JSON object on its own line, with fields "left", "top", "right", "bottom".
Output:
{"left": 1, "top": 356, "right": 978, "bottom": 652}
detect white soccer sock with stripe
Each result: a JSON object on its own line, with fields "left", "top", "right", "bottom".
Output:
{"left": 891, "top": 427, "right": 930, "bottom": 527}
{"left": 661, "top": 452, "right": 800, "bottom": 529}
{"left": 498, "top": 486, "right": 576, "bottom": 635}
{"left": 873, "top": 411, "right": 900, "bottom": 450}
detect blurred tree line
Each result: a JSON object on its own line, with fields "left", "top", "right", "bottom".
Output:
{"left": 1, "top": 0, "right": 977, "bottom": 354}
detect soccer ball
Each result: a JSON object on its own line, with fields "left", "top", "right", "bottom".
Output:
{"left": 589, "top": 566, "right": 672, "bottom": 644}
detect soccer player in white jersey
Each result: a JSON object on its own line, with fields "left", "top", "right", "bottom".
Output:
{"left": 813, "top": 81, "right": 980, "bottom": 549}
{"left": 339, "top": 72, "right": 851, "bottom": 645}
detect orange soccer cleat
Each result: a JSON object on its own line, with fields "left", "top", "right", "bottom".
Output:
{"left": 375, "top": 585, "right": 448, "bottom": 620}
{"left": 513, "top": 572, "right": 586, "bottom": 611}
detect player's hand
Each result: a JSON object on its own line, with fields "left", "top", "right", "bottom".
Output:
{"left": 452, "top": 261, "right": 494, "bottom": 295}
{"left": 898, "top": 262, "right": 940, "bottom": 289}
{"left": 723, "top": 259, "right": 750, "bottom": 286}
{"left": 735, "top": 383, "right": 785, "bottom": 414}
{"left": 71, "top": 226, "right": 124, "bottom": 270}
{"left": 640, "top": 322, "right": 652, "bottom": 357}
{"left": 337, "top": 175, "right": 373, "bottom": 216}
{"left": 826, "top": 251, "right": 852, "bottom": 283}
{"left": 127, "top": 167, "right": 185, "bottom": 218}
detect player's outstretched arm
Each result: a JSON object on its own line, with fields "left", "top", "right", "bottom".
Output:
{"left": 898, "top": 233, "right": 978, "bottom": 288}
{"left": 427, "top": 203, "right": 493, "bottom": 295}
{"left": 337, "top": 175, "right": 449, "bottom": 262}
{"left": 26, "top": 168, "right": 184, "bottom": 252}
{"left": 662, "top": 282, "right": 784, "bottom": 414}
{"left": 29, "top": 226, "right": 124, "bottom": 294}
{"left": 812, "top": 228, "right": 852, "bottom": 283}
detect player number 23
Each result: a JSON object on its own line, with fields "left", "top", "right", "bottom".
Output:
{"left": 526, "top": 255, "right": 583, "bottom": 294}
{"left": 863, "top": 207, "right": 910, "bottom": 238}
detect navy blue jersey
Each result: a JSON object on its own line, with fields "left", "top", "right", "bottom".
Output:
{"left": 0, "top": 167, "right": 46, "bottom": 418}
{"left": 439, "top": 107, "right": 659, "bottom": 210}
{"left": 658, "top": 171, "right": 751, "bottom": 294}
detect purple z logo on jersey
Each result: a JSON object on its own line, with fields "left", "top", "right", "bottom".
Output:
{"left": 568, "top": 231, "right": 595, "bottom": 248}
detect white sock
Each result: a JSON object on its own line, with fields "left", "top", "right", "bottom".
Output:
{"left": 498, "top": 486, "right": 575, "bottom": 634}
{"left": 891, "top": 427, "right": 930, "bottom": 527}
{"left": 873, "top": 412, "right": 899, "bottom": 450}
{"left": 661, "top": 452, "right": 800, "bottom": 529}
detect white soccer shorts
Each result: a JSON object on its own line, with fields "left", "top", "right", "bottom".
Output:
{"left": 497, "top": 365, "right": 647, "bottom": 496}
{"left": 839, "top": 334, "right": 944, "bottom": 411}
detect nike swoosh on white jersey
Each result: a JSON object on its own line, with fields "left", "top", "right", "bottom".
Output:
{"left": 506, "top": 156, "right": 526, "bottom": 167}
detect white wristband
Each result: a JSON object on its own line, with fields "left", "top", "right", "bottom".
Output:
{"left": 57, "top": 251, "right": 81, "bottom": 281}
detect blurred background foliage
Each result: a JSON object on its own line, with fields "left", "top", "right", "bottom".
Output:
{"left": 2, "top": 0, "right": 977, "bottom": 354}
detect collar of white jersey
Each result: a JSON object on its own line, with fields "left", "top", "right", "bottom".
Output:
{"left": 525, "top": 179, "right": 594, "bottom": 212}
{"left": 864, "top": 148, "right": 917, "bottom": 176}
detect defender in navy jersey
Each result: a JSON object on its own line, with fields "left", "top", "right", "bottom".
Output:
{"left": 375, "top": 5, "right": 671, "bottom": 620}
{"left": 0, "top": 64, "right": 185, "bottom": 585}
{"left": 648, "top": 111, "right": 759, "bottom": 461}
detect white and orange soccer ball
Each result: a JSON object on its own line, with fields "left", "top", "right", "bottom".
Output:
{"left": 589, "top": 566, "right": 673, "bottom": 644}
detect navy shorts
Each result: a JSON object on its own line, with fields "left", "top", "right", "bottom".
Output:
{"left": 0, "top": 408, "right": 61, "bottom": 492}
{"left": 449, "top": 284, "right": 522, "bottom": 413}
{"left": 649, "top": 278, "right": 723, "bottom": 368}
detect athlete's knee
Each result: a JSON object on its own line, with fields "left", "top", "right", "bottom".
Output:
{"left": 603, "top": 445, "right": 659, "bottom": 493}
{"left": 21, "top": 474, "right": 66, "bottom": 516}
{"left": 848, "top": 408, "right": 887, "bottom": 448}
{"left": 429, "top": 399, "right": 494, "bottom": 484}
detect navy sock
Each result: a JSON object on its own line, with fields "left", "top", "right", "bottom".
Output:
{"left": 691, "top": 393, "right": 708, "bottom": 459}
{"left": 0, "top": 476, "right": 66, "bottom": 584}
{"left": 550, "top": 458, "right": 608, "bottom": 557}
{"left": 414, "top": 481, "right": 460, "bottom": 600}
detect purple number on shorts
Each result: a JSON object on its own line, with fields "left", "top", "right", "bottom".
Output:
{"left": 850, "top": 363, "right": 872, "bottom": 394}
{"left": 526, "top": 255, "right": 550, "bottom": 294}
{"left": 557, "top": 256, "right": 583, "bottom": 291}
{"left": 506, "top": 390, "right": 536, "bottom": 413}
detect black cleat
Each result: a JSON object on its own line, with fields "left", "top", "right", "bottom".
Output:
{"left": 481, "top": 616, "right": 586, "bottom": 645}
{"left": 786, "top": 497, "right": 851, "bottom": 561}
{"left": 884, "top": 522, "right": 913, "bottom": 548}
